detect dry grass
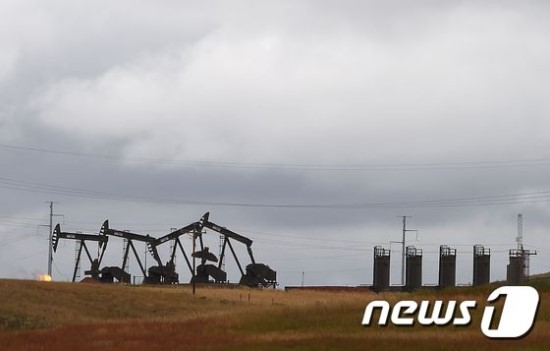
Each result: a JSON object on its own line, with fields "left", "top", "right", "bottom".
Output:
{"left": 0, "top": 279, "right": 548, "bottom": 350}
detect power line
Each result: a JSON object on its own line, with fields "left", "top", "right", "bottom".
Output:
{"left": 3, "top": 174, "right": 550, "bottom": 209}
{"left": 235, "top": 227, "right": 375, "bottom": 244}
{"left": 0, "top": 215, "right": 47, "bottom": 222}
{"left": 0, "top": 233, "right": 37, "bottom": 246}
{"left": 0, "top": 249, "right": 47, "bottom": 264}
{"left": 2, "top": 142, "right": 550, "bottom": 171}
{"left": 0, "top": 220, "right": 44, "bottom": 228}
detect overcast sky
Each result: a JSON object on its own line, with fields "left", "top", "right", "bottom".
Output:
{"left": 1, "top": 0, "right": 549, "bottom": 287}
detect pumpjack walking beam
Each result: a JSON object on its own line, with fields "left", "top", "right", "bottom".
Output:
{"left": 52, "top": 223, "right": 109, "bottom": 282}
{"left": 100, "top": 220, "right": 160, "bottom": 279}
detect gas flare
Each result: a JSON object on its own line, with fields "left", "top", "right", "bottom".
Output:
{"left": 38, "top": 274, "right": 52, "bottom": 282}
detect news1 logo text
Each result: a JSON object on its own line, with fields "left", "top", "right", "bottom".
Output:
{"left": 361, "top": 286, "right": 539, "bottom": 339}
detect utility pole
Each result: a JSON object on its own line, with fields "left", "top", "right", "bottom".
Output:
{"left": 48, "top": 202, "right": 53, "bottom": 277}
{"left": 219, "top": 234, "right": 225, "bottom": 271}
{"left": 44, "top": 202, "right": 63, "bottom": 279}
{"left": 144, "top": 242, "right": 147, "bottom": 274}
{"left": 398, "top": 216, "right": 418, "bottom": 285}
{"left": 192, "top": 230, "right": 196, "bottom": 295}
{"left": 170, "top": 228, "right": 177, "bottom": 266}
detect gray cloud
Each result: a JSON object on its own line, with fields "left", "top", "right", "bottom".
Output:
{"left": 1, "top": 1, "right": 549, "bottom": 286}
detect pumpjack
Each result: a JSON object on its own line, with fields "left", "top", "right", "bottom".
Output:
{"left": 200, "top": 212, "right": 277, "bottom": 288}
{"left": 147, "top": 221, "right": 227, "bottom": 284}
{"left": 53, "top": 215, "right": 276, "bottom": 288}
{"left": 147, "top": 221, "right": 200, "bottom": 284}
{"left": 52, "top": 223, "right": 108, "bottom": 282}
{"left": 99, "top": 220, "right": 161, "bottom": 283}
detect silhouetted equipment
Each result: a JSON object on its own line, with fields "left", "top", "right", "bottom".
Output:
{"left": 507, "top": 248, "right": 537, "bottom": 285}
{"left": 193, "top": 247, "right": 218, "bottom": 262}
{"left": 473, "top": 245, "right": 490, "bottom": 286}
{"left": 191, "top": 246, "right": 227, "bottom": 283}
{"left": 507, "top": 214, "right": 537, "bottom": 285}
{"left": 507, "top": 249, "right": 524, "bottom": 285}
{"left": 200, "top": 212, "right": 276, "bottom": 287}
{"left": 100, "top": 220, "right": 160, "bottom": 283}
{"left": 52, "top": 214, "right": 275, "bottom": 288}
{"left": 146, "top": 261, "right": 177, "bottom": 285}
{"left": 52, "top": 224, "right": 108, "bottom": 282}
{"left": 373, "top": 246, "right": 391, "bottom": 292}
{"left": 438, "top": 245, "right": 456, "bottom": 288}
{"left": 405, "top": 246, "right": 422, "bottom": 291}
{"left": 99, "top": 266, "right": 131, "bottom": 283}
{"left": 146, "top": 222, "right": 202, "bottom": 284}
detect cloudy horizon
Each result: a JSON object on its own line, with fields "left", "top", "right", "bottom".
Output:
{"left": 1, "top": 0, "right": 549, "bottom": 287}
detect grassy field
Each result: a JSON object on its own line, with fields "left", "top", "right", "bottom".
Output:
{"left": 0, "top": 279, "right": 548, "bottom": 350}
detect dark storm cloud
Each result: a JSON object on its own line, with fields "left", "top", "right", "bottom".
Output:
{"left": 1, "top": 0, "right": 550, "bottom": 285}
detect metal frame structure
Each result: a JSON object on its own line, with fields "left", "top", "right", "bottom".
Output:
{"left": 100, "top": 220, "right": 160, "bottom": 281}
{"left": 52, "top": 223, "right": 108, "bottom": 282}
{"left": 51, "top": 214, "right": 276, "bottom": 288}
{"left": 146, "top": 221, "right": 202, "bottom": 284}
{"left": 200, "top": 212, "right": 276, "bottom": 287}
{"left": 508, "top": 248, "right": 537, "bottom": 285}
{"left": 200, "top": 212, "right": 253, "bottom": 276}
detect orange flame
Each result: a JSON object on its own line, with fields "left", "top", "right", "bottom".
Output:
{"left": 38, "top": 274, "right": 52, "bottom": 282}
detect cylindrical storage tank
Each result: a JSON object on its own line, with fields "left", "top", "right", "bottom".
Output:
{"left": 473, "top": 245, "right": 491, "bottom": 286}
{"left": 507, "top": 249, "right": 524, "bottom": 285}
{"left": 406, "top": 246, "right": 422, "bottom": 291}
{"left": 438, "top": 245, "right": 456, "bottom": 289}
{"left": 373, "top": 246, "right": 391, "bottom": 292}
